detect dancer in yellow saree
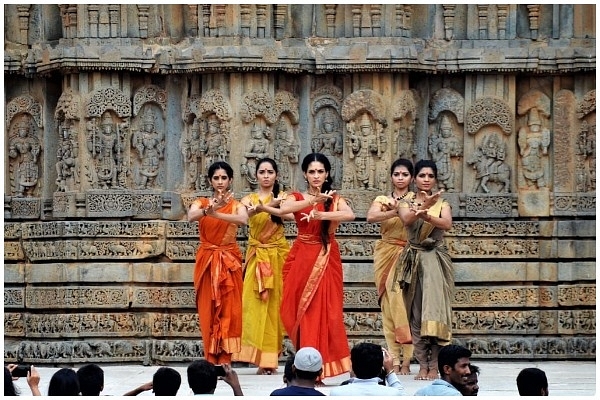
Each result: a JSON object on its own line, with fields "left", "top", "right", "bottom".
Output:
{"left": 234, "top": 158, "right": 291, "bottom": 374}
{"left": 366, "top": 158, "right": 415, "bottom": 375}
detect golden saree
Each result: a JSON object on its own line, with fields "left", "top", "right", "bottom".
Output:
{"left": 280, "top": 192, "right": 351, "bottom": 378}
{"left": 234, "top": 193, "right": 290, "bottom": 368}
{"left": 193, "top": 197, "right": 243, "bottom": 365}
{"left": 372, "top": 194, "right": 413, "bottom": 346}
{"left": 397, "top": 198, "right": 454, "bottom": 344}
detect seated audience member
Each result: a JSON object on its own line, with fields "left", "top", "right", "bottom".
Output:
{"left": 187, "top": 360, "right": 243, "bottom": 396}
{"left": 282, "top": 355, "right": 296, "bottom": 387}
{"left": 5, "top": 364, "right": 41, "bottom": 396}
{"left": 330, "top": 343, "right": 405, "bottom": 396}
{"left": 77, "top": 363, "right": 104, "bottom": 396}
{"left": 270, "top": 347, "right": 325, "bottom": 396}
{"left": 124, "top": 366, "right": 182, "bottom": 396}
{"left": 48, "top": 368, "right": 80, "bottom": 396}
{"left": 516, "top": 367, "right": 548, "bottom": 396}
{"left": 414, "top": 344, "right": 472, "bottom": 396}
{"left": 460, "top": 364, "right": 479, "bottom": 396}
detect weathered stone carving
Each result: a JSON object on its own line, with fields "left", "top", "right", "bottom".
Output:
{"left": 393, "top": 90, "right": 418, "bottom": 161}
{"left": 576, "top": 90, "right": 596, "bottom": 193}
{"left": 242, "top": 120, "right": 271, "bottom": 190}
{"left": 131, "top": 108, "right": 165, "bottom": 189}
{"left": 465, "top": 195, "right": 513, "bottom": 217}
{"left": 312, "top": 107, "right": 344, "bottom": 188}
{"left": 467, "top": 133, "right": 511, "bottom": 193}
{"left": 8, "top": 116, "right": 41, "bottom": 198}
{"left": 466, "top": 97, "right": 513, "bottom": 136}
{"left": 429, "top": 114, "right": 463, "bottom": 192}
{"left": 518, "top": 90, "right": 552, "bottom": 190}
{"left": 274, "top": 118, "right": 300, "bottom": 190}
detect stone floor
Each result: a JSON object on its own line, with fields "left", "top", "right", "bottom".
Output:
{"left": 12, "top": 360, "right": 596, "bottom": 396}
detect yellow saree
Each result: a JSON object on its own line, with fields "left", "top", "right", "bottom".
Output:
{"left": 234, "top": 193, "right": 290, "bottom": 368}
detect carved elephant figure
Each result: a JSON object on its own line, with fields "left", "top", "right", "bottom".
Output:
{"left": 109, "top": 243, "right": 128, "bottom": 256}
{"left": 466, "top": 338, "right": 489, "bottom": 354}
{"left": 74, "top": 341, "right": 94, "bottom": 358}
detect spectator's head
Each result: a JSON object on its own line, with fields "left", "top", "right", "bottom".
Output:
{"left": 153, "top": 366, "right": 181, "bottom": 396}
{"left": 438, "top": 345, "right": 472, "bottom": 390}
{"left": 293, "top": 347, "right": 323, "bottom": 381}
{"left": 516, "top": 367, "right": 548, "bottom": 396}
{"left": 350, "top": 342, "right": 384, "bottom": 379}
{"left": 283, "top": 355, "right": 295, "bottom": 386}
{"left": 48, "top": 368, "right": 80, "bottom": 396}
{"left": 187, "top": 360, "right": 217, "bottom": 395}
{"left": 461, "top": 364, "right": 480, "bottom": 396}
{"left": 5, "top": 366, "right": 19, "bottom": 396}
{"left": 77, "top": 363, "right": 104, "bottom": 396}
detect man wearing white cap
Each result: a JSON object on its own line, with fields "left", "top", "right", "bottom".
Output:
{"left": 270, "top": 347, "right": 325, "bottom": 396}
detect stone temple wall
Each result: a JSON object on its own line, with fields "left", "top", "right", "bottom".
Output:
{"left": 4, "top": 4, "right": 595, "bottom": 365}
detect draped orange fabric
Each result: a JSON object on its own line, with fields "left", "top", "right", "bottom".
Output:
{"left": 280, "top": 192, "right": 351, "bottom": 378}
{"left": 193, "top": 197, "right": 243, "bottom": 365}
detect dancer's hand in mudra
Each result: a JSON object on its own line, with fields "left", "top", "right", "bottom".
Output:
{"left": 300, "top": 208, "right": 320, "bottom": 222}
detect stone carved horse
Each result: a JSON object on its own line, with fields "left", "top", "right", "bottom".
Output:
{"left": 467, "top": 147, "right": 511, "bottom": 193}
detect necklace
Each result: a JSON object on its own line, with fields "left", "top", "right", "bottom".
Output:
{"left": 307, "top": 189, "right": 321, "bottom": 196}
{"left": 392, "top": 191, "right": 409, "bottom": 201}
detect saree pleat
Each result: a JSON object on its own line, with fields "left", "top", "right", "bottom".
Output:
{"left": 280, "top": 192, "right": 351, "bottom": 378}
{"left": 234, "top": 193, "right": 289, "bottom": 368}
{"left": 193, "top": 198, "right": 243, "bottom": 365}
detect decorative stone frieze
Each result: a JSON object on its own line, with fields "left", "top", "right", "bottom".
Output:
{"left": 25, "top": 287, "right": 129, "bottom": 309}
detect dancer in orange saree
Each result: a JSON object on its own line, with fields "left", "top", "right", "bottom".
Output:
{"left": 187, "top": 161, "right": 248, "bottom": 365}
{"left": 366, "top": 158, "right": 415, "bottom": 375}
{"left": 264, "top": 153, "right": 355, "bottom": 379}
{"left": 234, "top": 158, "right": 292, "bottom": 375}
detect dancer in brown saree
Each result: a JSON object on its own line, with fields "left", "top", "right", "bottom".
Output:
{"left": 396, "top": 159, "right": 454, "bottom": 381}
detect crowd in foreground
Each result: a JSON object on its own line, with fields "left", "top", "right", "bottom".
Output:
{"left": 5, "top": 342, "right": 550, "bottom": 396}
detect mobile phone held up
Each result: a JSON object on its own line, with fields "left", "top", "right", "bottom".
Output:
{"left": 12, "top": 365, "right": 31, "bottom": 378}
{"left": 214, "top": 365, "right": 226, "bottom": 377}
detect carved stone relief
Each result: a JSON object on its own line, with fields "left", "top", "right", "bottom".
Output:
{"left": 6, "top": 95, "right": 43, "bottom": 199}
{"left": 576, "top": 90, "right": 596, "bottom": 193}
{"left": 393, "top": 90, "right": 418, "bottom": 162}
{"left": 182, "top": 90, "right": 232, "bottom": 192}
{"left": 341, "top": 90, "right": 387, "bottom": 191}
{"left": 311, "top": 86, "right": 344, "bottom": 188}
{"left": 517, "top": 90, "right": 552, "bottom": 190}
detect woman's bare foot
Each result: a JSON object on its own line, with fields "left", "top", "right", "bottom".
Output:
{"left": 399, "top": 363, "right": 411, "bottom": 375}
{"left": 393, "top": 365, "right": 401, "bottom": 374}
{"left": 257, "top": 367, "right": 277, "bottom": 375}
{"left": 415, "top": 366, "right": 428, "bottom": 380}
{"left": 256, "top": 367, "right": 265, "bottom": 375}
{"left": 426, "top": 368, "right": 439, "bottom": 380}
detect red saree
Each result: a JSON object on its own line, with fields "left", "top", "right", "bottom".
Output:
{"left": 280, "top": 192, "right": 351, "bottom": 378}
{"left": 193, "top": 197, "right": 243, "bottom": 365}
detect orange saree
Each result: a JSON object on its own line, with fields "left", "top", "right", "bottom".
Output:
{"left": 193, "top": 197, "right": 243, "bottom": 365}
{"left": 280, "top": 192, "right": 351, "bottom": 378}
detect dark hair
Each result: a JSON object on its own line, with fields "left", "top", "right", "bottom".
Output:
{"left": 301, "top": 153, "right": 333, "bottom": 250}
{"left": 350, "top": 342, "right": 384, "bottom": 379}
{"left": 48, "top": 368, "right": 80, "bottom": 396}
{"left": 207, "top": 161, "right": 234, "bottom": 182}
{"left": 283, "top": 355, "right": 295, "bottom": 385}
{"left": 294, "top": 368, "right": 322, "bottom": 381}
{"left": 5, "top": 367, "right": 19, "bottom": 396}
{"left": 390, "top": 158, "right": 414, "bottom": 177}
{"left": 256, "top": 157, "right": 283, "bottom": 225}
{"left": 468, "top": 364, "right": 480, "bottom": 376}
{"left": 153, "top": 366, "right": 181, "bottom": 396}
{"left": 414, "top": 159, "right": 438, "bottom": 180}
{"left": 516, "top": 367, "right": 548, "bottom": 396}
{"left": 438, "top": 344, "right": 472, "bottom": 377}
{"left": 77, "top": 363, "right": 104, "bottom": 396}
{"left": 187, "top": 360, "right": 217, "bottom": 395}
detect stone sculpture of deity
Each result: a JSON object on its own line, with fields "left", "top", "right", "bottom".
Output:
{"left": 56, "top": 123, "right": 79, "bottom": 192}
{"left": 241, "top": 122, "right": 271, "bottom": 190}
{"left": 518, "top": 107, "right": 551, "bottom": 189}
{"left": 87, "top": 111, "right": 124, "bottom": 189}
{"left": 346, "top": 112, "right": 385, "bottom": 190}
{"left": 467, "top": 133, "right": 511, "bottom": 193}
{"left": 182, "top": 119, "right": 208, "bottom": 191}
{"left": 8, "top": 118, "right": 41, "bottom": 197}
{"left": 204, "top": 114, "right": 228, "bottom": 170}
{"left": 311, "top": 108, "right": 344, "bottom": 188}
{"left": 429, "top": 115, "right": 463, "bottom": 192}
{"left": 273, "top": 119, "right": 299, "bottom": 190}
{"left": 132, "top": 109, "right": 165, "bottom": 189}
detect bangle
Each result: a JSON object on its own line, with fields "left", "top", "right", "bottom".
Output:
{"left": 202, "top": 208, "right": 207, "bottom": 217}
